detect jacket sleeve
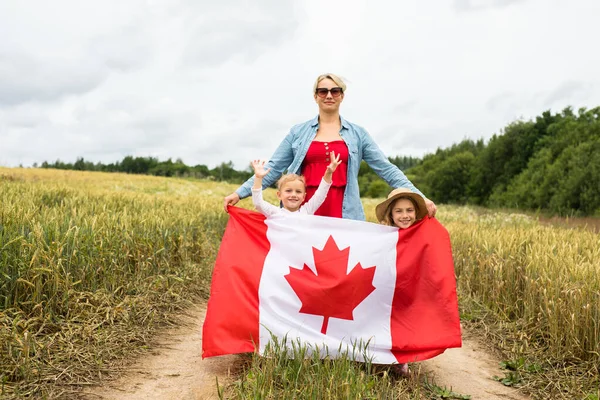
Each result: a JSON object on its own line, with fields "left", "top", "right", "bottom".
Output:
{"left": 360, "top": 130, "right": 427, "bottom": 199}
{"left": 236, "top": 130, "right": 295, "bottom": 199}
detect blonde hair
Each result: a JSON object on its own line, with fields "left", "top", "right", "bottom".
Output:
{"left": 277, "top": 174, "right": 306, "bottom": 191}
{"left": 313, "top": 73, "right": 347, "bottom": 94}
{"left": 382, "top": 196, "right": 421, "bottom": 227}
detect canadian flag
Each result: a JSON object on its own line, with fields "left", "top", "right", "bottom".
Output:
{"left": 202, "top": 207, "right": 462, "bottom": 363}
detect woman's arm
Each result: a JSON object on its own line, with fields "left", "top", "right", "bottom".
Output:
{"left": 361, "top": 131, "right": 437, "bottom": 217}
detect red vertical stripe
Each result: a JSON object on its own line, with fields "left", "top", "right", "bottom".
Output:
{"left": 202, "top": 207, "right": 270, "bottom": 358}
{"left": 390, "top": 217, "right": 462, "bottom": 363}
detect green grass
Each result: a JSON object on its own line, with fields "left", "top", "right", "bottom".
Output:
{"left": 225, "top": 335, "right": 419, "bottom": 399}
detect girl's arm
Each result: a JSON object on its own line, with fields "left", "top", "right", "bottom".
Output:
{"left": 300, "top": 179, "right": 331, "bottom": 215}
{"left": 251, "top": 159, "right": 270, "bottom": 190}
{"left": 250, "top": 159, "right": 279, "bottom": 217}
{"left": 301, "top": 151, "right": 341, "bottom": 215}
{"left": 224, "top": 131, "right": 295, "bottom": 212}
{"left": 238, "top": 133, "right": 295, "bottom": 198}
{"left": 322, "top": 151, "right": 341, "bottom": 184}
{"left": 251, "top": 188, "right": 280, "bottom": 217}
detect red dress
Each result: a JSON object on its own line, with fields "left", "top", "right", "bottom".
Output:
{"left": 301, "top": 140, "right": 348, "bottom": 218}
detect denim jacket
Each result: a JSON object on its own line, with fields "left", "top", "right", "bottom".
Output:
{"left": 236, "top": 115, "right": 427, "bottom": 221}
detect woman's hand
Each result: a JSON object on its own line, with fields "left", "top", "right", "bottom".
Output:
{"left": 425, "top": 198, "right": 437, "bottom": 218}
{"left": 223, "top": 192, "right": 240, "bottom": 212}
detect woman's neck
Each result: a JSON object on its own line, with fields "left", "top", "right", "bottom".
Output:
{"left": 318, "top": 112, "right": 340, "bottom": 125}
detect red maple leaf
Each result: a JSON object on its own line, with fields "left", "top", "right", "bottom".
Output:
{"left": 284, "top": 235, "right": 376, "bottom": 335}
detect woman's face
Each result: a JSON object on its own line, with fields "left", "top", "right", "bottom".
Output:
{"left": 390, "top": 198, "right": 417, "bottom": 229}
{"left": 314, "top": 78, "right": 344, "bottom": 113}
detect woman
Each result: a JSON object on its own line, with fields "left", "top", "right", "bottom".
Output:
{"left": 223, "top": 73, "right": 437, "bottom": 220}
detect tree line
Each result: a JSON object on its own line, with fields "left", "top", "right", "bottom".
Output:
{"left": 39, "top": 157, "right": 254, "bottom": 183}
{"left": 38, "top": 154, "right": 420, "bottom": 197}
{"left": 405, "top": 106, "right": 600, "bottom": 216}
{"left": 38, "top": 106, "right": 600, "bottom": 216}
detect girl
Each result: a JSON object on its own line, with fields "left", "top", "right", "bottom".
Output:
{"left": 375, "top": 187, "right": 428, "bottom": 376}
{"left": 251, "top": 152, "right": 342, "bottom": 217}
{"left": 375, "top": 187, "right": 428, "bottom": 229}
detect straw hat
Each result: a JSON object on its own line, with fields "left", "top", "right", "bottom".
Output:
{"left": 375, "top": 188, "right": 428, "bottom": 223}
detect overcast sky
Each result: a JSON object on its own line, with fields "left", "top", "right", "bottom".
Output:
{"left": 1, "top": 0, "right": 599, "bottom": 169}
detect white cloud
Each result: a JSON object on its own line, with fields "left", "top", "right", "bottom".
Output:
{"left": 181, "top": 2, "right": 298, "bottom": 66}
{"left": 543, "top": 81, "right": 593, "bottom": 108}
{"left": 454, "top": 0, "right": 528, "bottom": 12}
{"left": 0, "top": 52, "right": 108, "bottom": 105}
{"left": 0, "top": 0, "right": 599, "bottom": 169}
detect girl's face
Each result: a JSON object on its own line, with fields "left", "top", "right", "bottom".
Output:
{"left": 277, "top": 180, "right": 306, "bottom": 212}
{"left": 390, "top": 198, "right": 417, "bottom": 229}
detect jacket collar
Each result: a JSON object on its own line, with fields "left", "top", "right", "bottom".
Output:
{"left": 310, "top": 115, "right": 350, "bottom": 130}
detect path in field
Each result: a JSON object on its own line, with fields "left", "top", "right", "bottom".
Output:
{"left": 83, "top": 304, "right": 241, "bottom": 400}
{"left": 84, "top": 305, "right": 529, "bottom": 400}
{"left": 419, "top": 329, "right": 529, "bottom": 400}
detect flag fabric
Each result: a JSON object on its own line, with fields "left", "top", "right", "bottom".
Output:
{"left": 202, "top": 206, "right": 462, "bottom": 363}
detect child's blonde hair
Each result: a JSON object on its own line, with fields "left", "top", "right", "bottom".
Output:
{"left": 277, "top": 174, "right": 306, "bottom": 191}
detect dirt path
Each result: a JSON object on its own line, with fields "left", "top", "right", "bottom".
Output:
{"left": 83, "top": 304, "right": 240, "bottom": 400}
{"left": 419, "top": 329, "right": 529, "bottom": 400}
{"left": 84, "top": 305, "right": 529, "bottom": 400}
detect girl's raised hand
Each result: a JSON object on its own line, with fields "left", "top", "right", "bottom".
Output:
{"left": 327, "top": 151, "right": 342, "bottom": 173}
{"left": 251, "top": 159, "right": 270, "bottom": 178}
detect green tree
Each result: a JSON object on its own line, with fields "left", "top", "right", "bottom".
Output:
{"left": 365, "top": 180, "right": 390, "bottom": 198}
{"left": 428, "top": 151, "right": 476, "bottom": 204}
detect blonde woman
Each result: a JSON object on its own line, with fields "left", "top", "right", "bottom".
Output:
{"left": 224, "top": 73, "right": 436, "bottom": 221}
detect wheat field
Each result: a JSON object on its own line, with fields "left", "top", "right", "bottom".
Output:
{"left": 0, "top": 168, "right": 232, "bottom": 398}
{"left": 1, "top": 168, "right": 598, "bottom": 399}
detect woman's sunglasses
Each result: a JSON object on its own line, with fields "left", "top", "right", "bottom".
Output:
{"left": 315, "top": 87, "right": 343, "bottom": 98}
